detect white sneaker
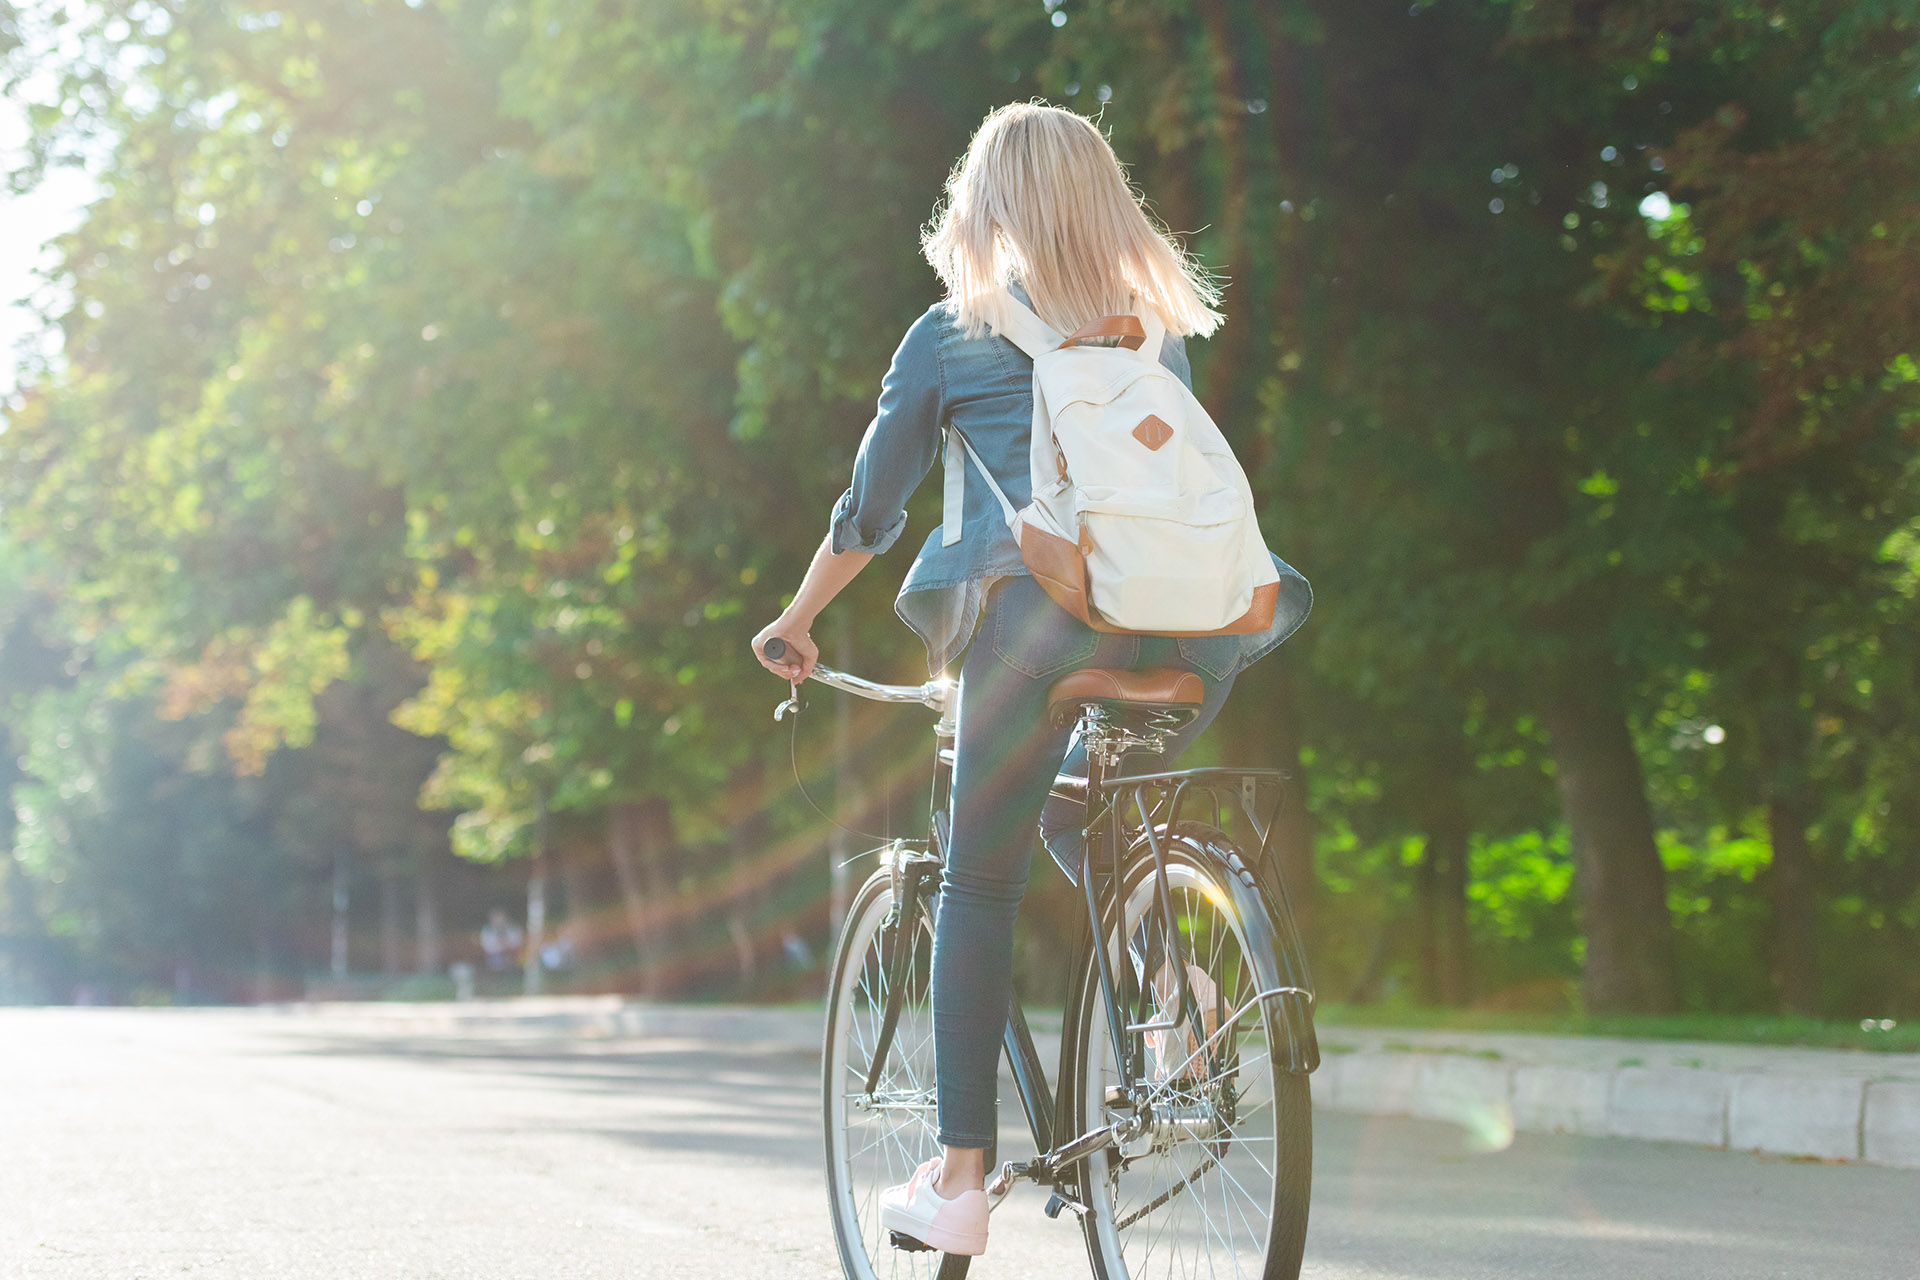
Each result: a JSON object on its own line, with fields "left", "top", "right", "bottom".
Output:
{"left": 1146, "top": 962, "right": 1221, "bottom": 1081}
{"left": 879, "top": 1158, "right": 990, "bottom": 1256}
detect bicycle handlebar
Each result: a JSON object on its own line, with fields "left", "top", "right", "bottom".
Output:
{"left": 763, "top": 638, "right": 949, "bottom": 713}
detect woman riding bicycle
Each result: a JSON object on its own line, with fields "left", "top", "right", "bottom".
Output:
{"left": 751, "top": 101, "right": 1310, "bottom": 1258}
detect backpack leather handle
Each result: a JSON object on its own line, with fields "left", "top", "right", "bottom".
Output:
{"left": 1057, "top": 315, "right": 1147, "bottom": 351}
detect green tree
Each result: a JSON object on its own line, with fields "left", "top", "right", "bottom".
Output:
{"left": 5, "top": 0, "right": 1914, "bottom": 1014}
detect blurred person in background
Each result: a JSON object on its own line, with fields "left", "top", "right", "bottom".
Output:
{"left": 480, "top": 907, "right": 524, "bottom": 973}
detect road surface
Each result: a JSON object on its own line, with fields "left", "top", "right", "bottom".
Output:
{"left": 3, "top": 1007, "right": 1915, "bottom": 1278}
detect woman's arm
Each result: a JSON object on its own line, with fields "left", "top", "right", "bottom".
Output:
{"left": 751, "top": 536, "right": 872, "bottom": 681}
{"left": 751, "top": 306, "right": 944, "bottom": 684}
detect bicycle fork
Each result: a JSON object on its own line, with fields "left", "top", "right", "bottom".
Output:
{"left": 859, "top": 840, "right": 945, "bottom": 1097}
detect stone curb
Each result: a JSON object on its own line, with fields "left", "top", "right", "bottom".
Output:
{"left": 1314, "top": 1050, "right": 1920, "bottom": 1171}
{"left": 258, "top": 999, "right": 1920, "bottom": 1171}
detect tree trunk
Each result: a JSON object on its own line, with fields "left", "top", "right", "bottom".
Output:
{"left": 556, "top": 825, "right": 594, "bottom": 968}
{"left": 330, "top": 847, "right": 350, "bottom": 981}
{"left": 607, "top": 803, "right": 663, "bottom": 997}
{"left": 1432, "top": 815, "right": 1472, "bottom": 1006}
{"left": 1416, "top": 781, "right": 1473, "bottom": 1007}
{"left": 1192, "top": 0, "right": 1288, "bottom": 449}
{"left": 1269, "top": 689, "right": 1316, "bottom": 952}
{"left": 725, "top": 759, "right": 774, "bottom": 993}
{"left": 413, "top": 835, "right": 442, "bottom": 976}
{"left": 1753, "top": 684, "right": 1822, "bottom": 1016}
{"left": 1345, "top": 923, "right": 1392, "bottom": 1004}
{"left": 1413, "top": 842, "right": 1438, "bottom": 999}
{"left": 524, "top": 854, "right": 547, "bottom": 998}
{"left": 727, "top": 912, "right": 756, "bottom": 984}
{"left": 1273, "top": 710, "right": 1316, "bottom": 950}
{"left": 1538, "top": 678, "right": 1679, "bottom": 1013}
{"left": 379, "top": 862, "right": 403, "bottom": 978}
{"left": 633, "top": 798, "right": 677, "bottom": 989}
{"left": 1765, "top": 796, "right": 1821, "bottom": 1015}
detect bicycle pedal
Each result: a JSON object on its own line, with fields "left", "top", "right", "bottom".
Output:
{"left": 985, "top": 1158, "right": 1032, "bottom": 1204}
{"left": 1044, "top": 1191, "right": 1090, "bottom": 1219}
{"left": 888, "top": 1230, "right": 937, "bottom": 1253}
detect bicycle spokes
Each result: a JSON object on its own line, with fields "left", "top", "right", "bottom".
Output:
{"left": 825, "top": 879, "right": 952, "bottom": 1280}
{"left": 1084, "top": 858, "right": 1295, "bottom": 1280}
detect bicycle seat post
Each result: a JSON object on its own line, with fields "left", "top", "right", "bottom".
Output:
{"left": 1043, "top": 666, "right": 1206, "bottom": 1100}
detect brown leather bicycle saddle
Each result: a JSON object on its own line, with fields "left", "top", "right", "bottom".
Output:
{"left": 1045, "top": 667, "right": 1205, "bottom": 730}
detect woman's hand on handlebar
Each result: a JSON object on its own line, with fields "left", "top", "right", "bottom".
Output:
{"left": 755, "top": 535, "right": 872, "bottom": 685}
{"left": 752, "top": 615, "right": 819, "bottom": 683}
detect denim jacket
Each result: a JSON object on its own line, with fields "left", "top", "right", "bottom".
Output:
{"left": 829, "top": 282, "right": 1312, "bottom": 675}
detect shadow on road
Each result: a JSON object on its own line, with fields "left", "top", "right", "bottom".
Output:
{"left": 276, "top": 1028, "right": 824, "bottom": 1162}
{"left": 257, "top": 1020, "right": 1920, "bottom": 1280}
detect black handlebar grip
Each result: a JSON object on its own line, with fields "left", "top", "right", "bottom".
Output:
{"left": 763, "top": 637, "right": 788, "bottom": 661}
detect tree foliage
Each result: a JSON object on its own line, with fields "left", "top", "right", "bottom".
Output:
{"left": 3, "top": 0, "right": 1915, "bottom": 1013}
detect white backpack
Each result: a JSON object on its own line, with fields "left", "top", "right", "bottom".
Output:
{"left": 942, "top": 287, "right": 1281, "bottom": 635}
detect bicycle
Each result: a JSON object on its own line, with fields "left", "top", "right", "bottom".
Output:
{"left": 763, "top": 639, "right": 1319, "bottom": 1280}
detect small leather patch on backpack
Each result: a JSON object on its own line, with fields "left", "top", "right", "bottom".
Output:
{"left": 1133, "top": 414, "right": 1174, "bottom": 450}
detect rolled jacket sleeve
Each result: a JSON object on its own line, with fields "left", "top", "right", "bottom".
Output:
{"left": 829, "top": 306, "right": 946, "bottom": 556}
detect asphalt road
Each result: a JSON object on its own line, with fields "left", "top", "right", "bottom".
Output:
{"left": 3, "top": 1007, "right": 1916, "bottom": 1279}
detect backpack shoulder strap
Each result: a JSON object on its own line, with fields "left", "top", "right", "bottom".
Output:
{"left": 996, "top": 285, "right": 1170, "bottom": 368}
{"left": 988, "top": 287, "right": 1063, "bottom": 360}
{"left": 939, "top": 288, "right": 1052, "bottom": 548}
{"left": 940, "top": 424, "right": 1020, "bottom": 546}
{"left": 1136, "top": 302, "right": 1167, "bottom": 368}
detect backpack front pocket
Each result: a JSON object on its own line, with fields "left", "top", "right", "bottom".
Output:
{"left": 1074, "top": 487, "right": 1258, "bottom": 632}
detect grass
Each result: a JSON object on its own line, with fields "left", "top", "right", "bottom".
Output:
{"left": 1313, "top": 1004, "right": 1920, "bottom": 1053}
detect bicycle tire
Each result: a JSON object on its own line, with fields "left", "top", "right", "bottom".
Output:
{"left": 822, "top": 867, "right": 972, "bottom": 1280}
{"left": 1063, "top": 825, "right": 1312, "bottom": 1280}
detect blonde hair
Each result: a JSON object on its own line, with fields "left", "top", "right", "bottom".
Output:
{"left": 922, "top": 101, "right": 1224, "bottom": 341}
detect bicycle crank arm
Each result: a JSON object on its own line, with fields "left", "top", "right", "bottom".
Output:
{"left": 1049, "top": 1118, "right": 1131, "bottom": 1169}
{"left": 985, "top": 1158, "right": 1094, "bottom": 1221}
{"left": 989, "top": 1118, "right": 1134, "bottom": 1201}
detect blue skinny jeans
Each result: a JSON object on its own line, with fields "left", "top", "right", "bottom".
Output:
{"left": 930, "top": 575, "right": 1233, "bottom": 1148}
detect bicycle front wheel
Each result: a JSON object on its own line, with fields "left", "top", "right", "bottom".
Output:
{"left": 822, "top": 867, "right": 970, "bottom": 1280}
{"left": 1065, "top": 828, "right": 1312, "bottom": 1280}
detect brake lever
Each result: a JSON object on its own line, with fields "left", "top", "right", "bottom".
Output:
{"left": 773, "top": 678, "right": 807, "bottom": 722}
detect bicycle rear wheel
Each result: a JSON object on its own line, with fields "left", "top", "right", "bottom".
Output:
{"left": 823, "top": 867, "right": 970, "bottom": 1280}
{"left": 1065, "top": 828, "right": 1312, "bottom": 1280}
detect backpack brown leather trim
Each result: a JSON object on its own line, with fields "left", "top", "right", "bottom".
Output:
{"left": 1019, "top": 523, "right": 1280, "bottom": 637}
{"left": 1058, "top": 315, "right": 1148, "bottom": 351}
{"left": 1019, "top": 522, "right": 1121, "bottom": 632}
{"left": 1176, "top": 581, "right": 1279, "bottom": 636}
{"left": 1133, "top": 414, "right": 1174, "bottom": 451}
